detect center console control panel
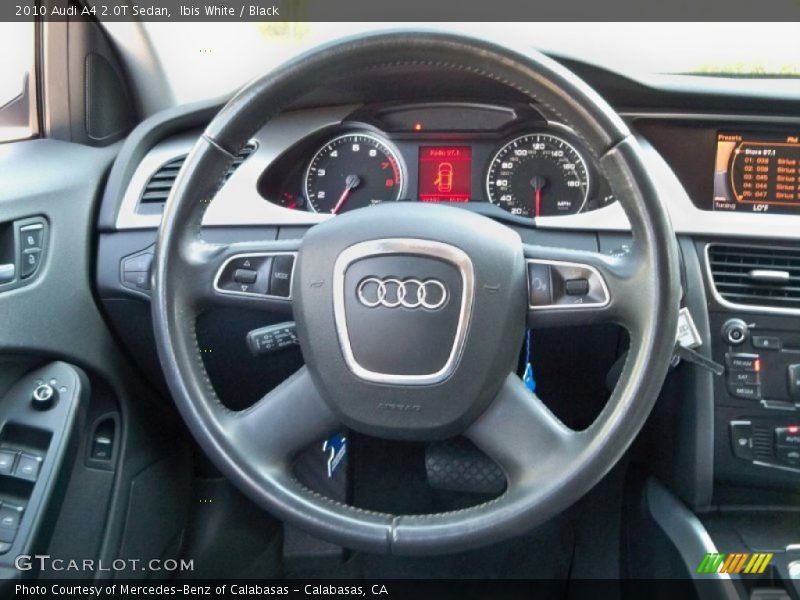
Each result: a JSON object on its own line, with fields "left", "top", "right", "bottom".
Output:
{"left": 716, "top": 316, "right": 800, "bottom": 410}
{"left": 730, "top": 419, "right": 800, "bottom": 470}
{"left": 713, "top": 312, "right": 800, "bottom": 484}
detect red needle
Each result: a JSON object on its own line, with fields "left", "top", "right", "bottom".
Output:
{"left": 331, "top": 189, "right": 351, "bottom": 215}
{"left": 331, "top": 174, "right": 361, "bottom": 215}
{"left": 530, "top": 175, "right": 546, "bottom": 219}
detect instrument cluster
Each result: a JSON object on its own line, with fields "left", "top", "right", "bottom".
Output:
{"left": 257, "top": 103, "right": 617, "bottom": 220}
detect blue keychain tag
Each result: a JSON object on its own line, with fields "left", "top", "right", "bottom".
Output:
{"left": 523, "top": 330, "right": 536, "bottom": 393}
{"left": 322, "top": 433, "right": 347, "bottom": 478}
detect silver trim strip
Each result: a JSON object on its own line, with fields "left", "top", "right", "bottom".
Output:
{"left": 703, "top": 243, "right": 800, "bottom": 317}
{"left": 213, "top": 252, "right": 297, "bottom": 301}
{"left": 753, "top": 460, "right": 800, "bottom": 475}
{"left": 332, "top": 238, "right": 474, "bottom": 386}
{"left": 760, "top": 400, "right": 796, "bottom": 412}
{"left": 749, "top": 269, "right": 790, "bottom": 283}
{"left": 785, "top": 544, "right": 800, "bottom": 552}
{"left": 526, "top": 259, "right": 610, "bottom": 310}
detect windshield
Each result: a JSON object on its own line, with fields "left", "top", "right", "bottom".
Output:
{"left": 136, "top": 22, "right": 800, "bottom": 104}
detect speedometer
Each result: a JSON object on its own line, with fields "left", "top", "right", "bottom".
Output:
{"left": 304, "top": 133, "right": 404, "bottom": 214}
{"left": 486, "top": 133, "right": 590, "bottom": 217}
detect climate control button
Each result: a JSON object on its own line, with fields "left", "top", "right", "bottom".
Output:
{"left": 730, "top": 421, "right": 754, "bottom": 461}
{"left": 776, "top": 426, "right": 800, "bottom": 448}
{"left": 777, "top": 446, "right": 800, "bottom": 466}
{"left": 788, "top": 364, "right": 800, "bottom": 401}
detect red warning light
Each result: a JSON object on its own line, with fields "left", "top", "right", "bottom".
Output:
{"left": 789, "top": 425, "right": 799, "bottom": 434}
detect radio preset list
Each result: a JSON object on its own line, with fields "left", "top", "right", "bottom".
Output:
{"left": 712, "top": 131, "right": 800, "bottom": 214}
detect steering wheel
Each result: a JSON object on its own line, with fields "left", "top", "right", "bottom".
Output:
{"left": 152, "top": 31, "right": 680, "bottom": 555}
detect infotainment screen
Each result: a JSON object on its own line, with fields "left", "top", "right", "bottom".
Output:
{"left": 713, "top": 132, "right": 800, "bottom": 214}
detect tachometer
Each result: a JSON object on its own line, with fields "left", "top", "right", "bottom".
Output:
{"left": 304, "top": 133, "right": 404, "bottom": 214}
{"left": 486, "top": 133, "right": 590, "bottom": 217}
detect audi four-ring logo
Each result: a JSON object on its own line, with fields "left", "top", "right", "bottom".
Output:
{"left": 357, "top": 277, "right": 448, "bottom": 310}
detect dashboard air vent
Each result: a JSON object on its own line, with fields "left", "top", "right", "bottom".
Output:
{"left": 139, "top": 156, "right": 185, "bottom": 205}
{"left": 138, "top": 141, "right": 258, "bottom": 210}
{"left": 224, "top": 140, "right": 258, "bottom": 181}
{"left": 708, "top": 244, "right": 800, "bottom": 310}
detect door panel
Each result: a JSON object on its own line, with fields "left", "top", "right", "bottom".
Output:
{"left": 0, "top": 138, "right": 191, "bottom": 580}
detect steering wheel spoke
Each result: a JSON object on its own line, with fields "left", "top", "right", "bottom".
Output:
{"left": 177, "top": 238, "right": 300, "bottom": 313}
{"left": 466, "top": 374, "right": 581, "bottom": 488}
{"left": 221, "top": 367, "right": 340, "bottom": 469}
{"left": 523, "top": 243, "right": 649, "bottom": 333}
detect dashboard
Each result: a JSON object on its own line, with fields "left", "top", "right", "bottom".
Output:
{"left": 256, "top": 103, "right": 615, "bottom": 218}
{"left": 109, "top": 103, "right": 800, "bottom": 242}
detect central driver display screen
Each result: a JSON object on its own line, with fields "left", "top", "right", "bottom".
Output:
{"left": 418, "top": 146, "right": 472, "bottom": 203}
{"left": 713, "top": 132, "right": 800, "bottom": 214}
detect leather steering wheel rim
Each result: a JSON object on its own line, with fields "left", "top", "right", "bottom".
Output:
{"left": 152, "top": 30, "right": 681, "bottom": 555}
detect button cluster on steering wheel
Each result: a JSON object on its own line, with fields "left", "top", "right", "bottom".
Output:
{"left": 215, "top": 253, "right": 296, "bottom": 298}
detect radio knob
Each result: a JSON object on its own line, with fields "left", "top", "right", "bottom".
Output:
{"left": 722, "top": 319, "right": 749, "bottom": 346}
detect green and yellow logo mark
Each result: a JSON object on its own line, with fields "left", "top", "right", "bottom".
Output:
{"left": 697, "top": 552, "right": 773, "bottom": 575}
